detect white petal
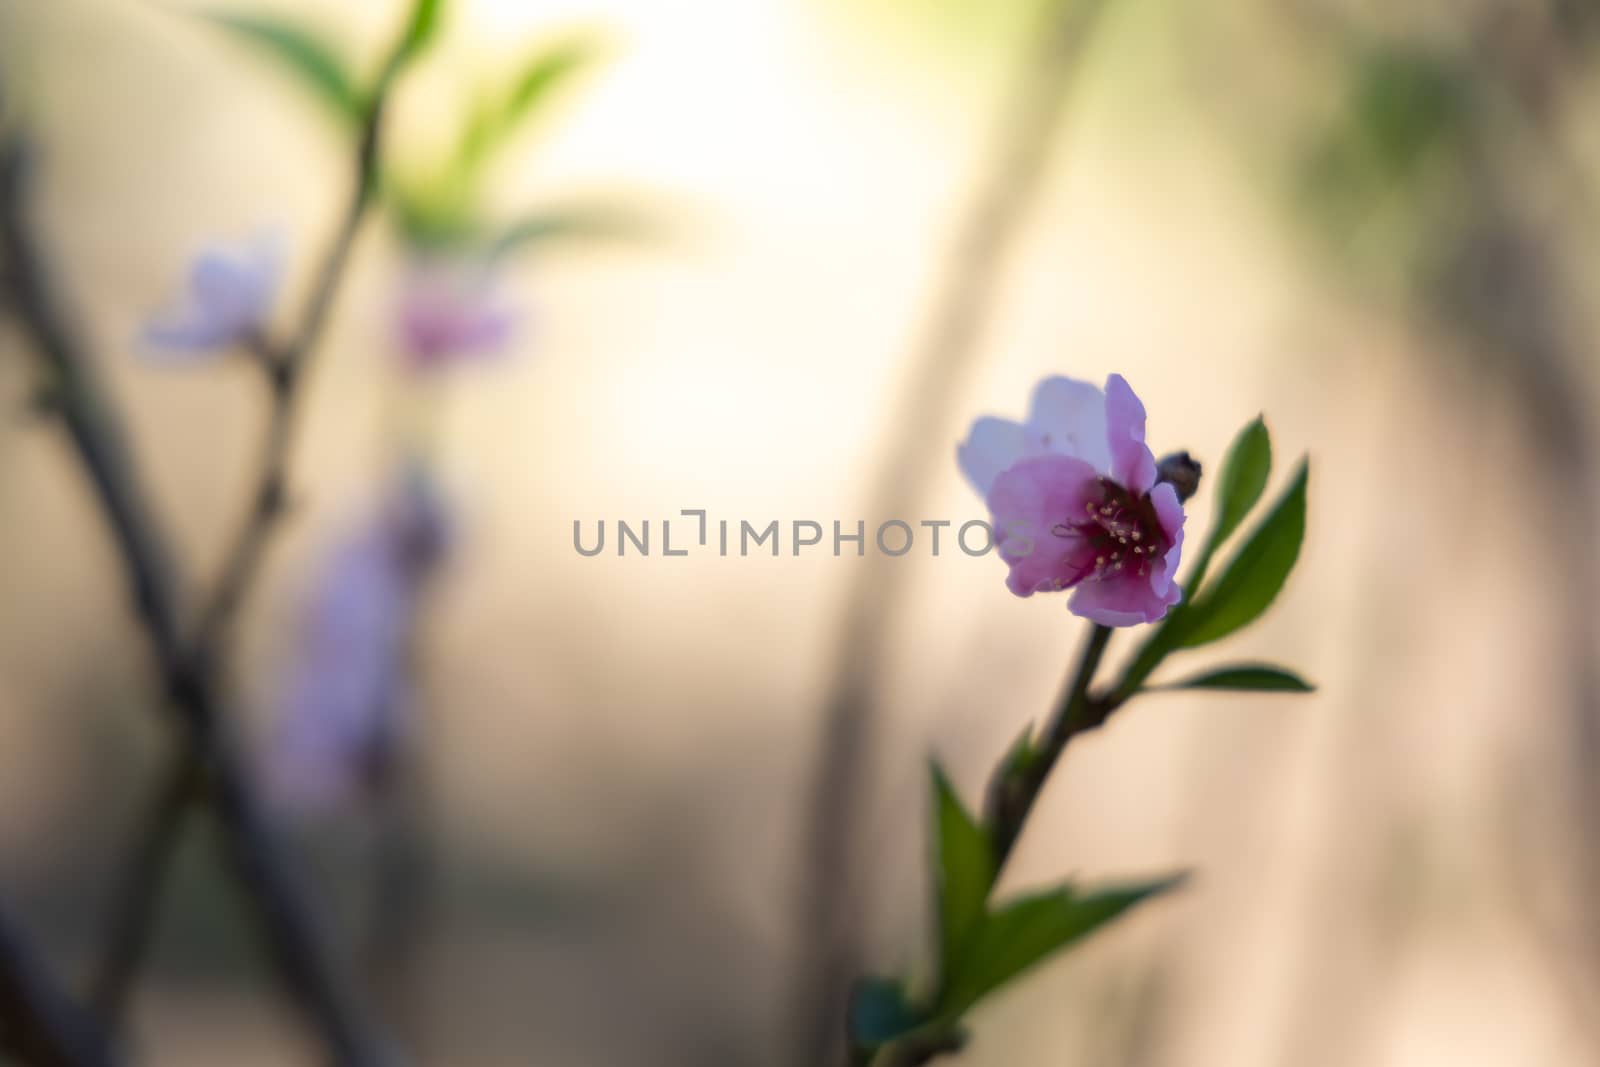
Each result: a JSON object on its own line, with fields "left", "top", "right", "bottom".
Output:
{"left": 957, "top": 417, "right": 1028, "bottom": 496}
{"left": 1025, "top": 376, "right": 1111, "bottom": 475}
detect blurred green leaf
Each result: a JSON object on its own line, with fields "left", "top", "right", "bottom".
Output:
{"left": 1348, "top": 47, "right": 1471, "bottom": 182}
{"left": 385, "top": 175, "right": 476, "bottom": 248}
{"left": 490, "top": 202, "right": 662, "bottom": 259}
{"left": 1293, "top": 44, "right": 1478, "bottom": 284}
{"left": 206, "top": 13, "right": 362, "bottom": 121}
{"left": 1177, "top": 460, "right": 1309, "bottom": 649}
{"left": 505, "top": 37, "right": 601, "bottom": 129}
{"left": 457, "top": 35, "right": 604, "bottom": 176}
{"left": 932, "top": 764, "right": 994, "bottom": 982}
{"left": 940, "top": 875, "right": 1185, "bottom": 1016}
{"left": 848, "top": 977, "right": 928, "bottom": 1046}
{"left": 395, "top": 0, "right": 445, "bottom": 65}
{"left": 1157, "top": 664, "right": 1314, "bottom": 693}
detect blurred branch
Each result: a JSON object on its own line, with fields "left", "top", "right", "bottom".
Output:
{"left": 91, "top": 28, "right": 407, "bottom": 1027}
{"left": 793, "top": 1, "right": 1114, "bottom": 1063}
{"left": 0, "top": 899, "right": 121, "bottom": 1067}
{"left": 365, "top": 744, "right": 433, "bottom": 1053}
{"left": 88, "top": 755, "right": 202, "bottom": 1027}
{"left": 0, "top": 134, "right": 398, "bottom": 1067}
{"left": 199, "top": 59, "right": 391, "bottom": 651}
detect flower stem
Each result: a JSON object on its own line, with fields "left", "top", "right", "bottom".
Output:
{"left": 802, "top": 0, "right": 1115, "bottom": 1060}
{"left": 986, "top": 623, "right": 1114, "bottom": 877}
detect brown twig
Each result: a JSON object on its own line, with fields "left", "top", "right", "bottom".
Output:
{"left": 794, "top": 2, "right": 1115, "bottom": 1063}
{"left": 0, "top": 136, "right": 397, "bottom": 1067}
{"left": 88, "top": 755, "right": 202, "bottom": 1028}
{"left": 0, "top": 898, "right": 121, "bottom": 1067}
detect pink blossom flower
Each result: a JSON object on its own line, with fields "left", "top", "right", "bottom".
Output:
{"left": 262, "top": 467, "right": 450, "bottom": 813}
{"left": 142, "top": 234, "right": 282, "bottom": 359}
{"left": 395, "top": 256, "right": 517, "bottom": 372}
{"left": 958, "top": 374, "right": 1185, "bottom": 626}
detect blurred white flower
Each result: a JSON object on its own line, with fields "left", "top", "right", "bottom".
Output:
{"left": 262, "top": 466, "right": 451, "bottom": 814}
{"left": 142, "top": 233, "right": 283, "bottom": 360}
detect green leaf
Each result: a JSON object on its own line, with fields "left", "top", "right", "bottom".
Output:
{"left": 1177, "top": 459, "right": 1309, "bottom": 648}
{"left": 206, "top": 13, "right": 362, "bottom": 121}
{"left": 1108, "top": 418, "right": 1278, "bottom": 700}
{"left": 997, "top": 721, "right": 1036, "bottom": 776}
{"left": 1194, "top": 417, "right": 1271, "bottom": 587}
{"left": 489, "top": 202, "right": 662, "bottom": 259}
{"left": 395, "top": 0, "right": 444, "bottom": 64}
{"left": 931, "top": 764, "right": 994, "bottom": 983}
{"left": 848, "top": 977, "right": 927, "bottom": 1046}
{"left": 505, "top": 37, "right": 601, "bottom": 129}
{"left": 1158, "top": 664, "right": 1314, "bottom": 693}
{"left": 940, "top": 875, "right": 1185, "bottom": 1017}
{"left": 456, "top": 36, "right": 604, "bottom": 175}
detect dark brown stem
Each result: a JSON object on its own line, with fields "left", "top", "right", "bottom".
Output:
{"left": 0, "top": 136, "right": 397, "bottom": 1067}
{"left": 0, "top": 898, "right": 121, "bottom": 1067}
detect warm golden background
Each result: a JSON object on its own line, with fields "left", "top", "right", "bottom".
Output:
{"left": 2, "top": 0, "right": 1598, "bottom": 1064}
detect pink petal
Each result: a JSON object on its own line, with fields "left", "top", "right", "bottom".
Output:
{"left": 987, "top": 454, "right": 1102, "bottom": 597}
{"left": 1147, "top": 481, "right": 1186, "bottom": 597}
{"left": 1104, "top": 373, "right": 1157, "bottom": 492}
{"left": 1067, "top": 567, "right": 1181, "bottom": 626}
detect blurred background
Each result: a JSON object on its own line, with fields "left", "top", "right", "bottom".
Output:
{"left": 2, "top": 0, "right": 1599, "bottom": 1064}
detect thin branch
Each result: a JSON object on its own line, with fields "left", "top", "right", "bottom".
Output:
{"left": 0, "top": 899, "right": 122, "bottom": 1067}
{"left": 794, "top": 1, "right": 1114, "bottom": 1062}
{"left": 0, "top": 135, "right": 398, "bottom": 1067}
{"left": 198, "top": 88, "right": 389, "bottom": 652}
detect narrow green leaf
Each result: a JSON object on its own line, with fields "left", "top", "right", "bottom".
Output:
{"left": 1194, "top": 417, "right": 1271, "bottom": 587}
{"left": 931, "top": 764, "right": 995, "bottom": 983}
{"left": 1109, "top": 417, "right": 1276, "bottom": 699}
{"left": 1158, "top": 664, "right": 1314, "bottom": 693}
{"left": 940, "top": 875, "right": 1186, "bottom": 1017}
{"left": 206, "top": 13, "right": 362, "bottom": 121}
{"left": 1177, "top": 460, "right": 1309, "bottom": 648}
{"left": 848, "top": 977, "right": 927, "bottom": 1046}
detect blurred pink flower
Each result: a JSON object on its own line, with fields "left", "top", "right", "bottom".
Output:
{"left": 262, "top": 467, "right": 450, "bottom": 813}
{"left": 959, "top": 374, "right": 1185, "bottom": 626}
{"left": 395, "top": 256, "right": 516, "bottom": 372}
{"left": 142, "top": 233, "right": 282, "bottom": 359}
